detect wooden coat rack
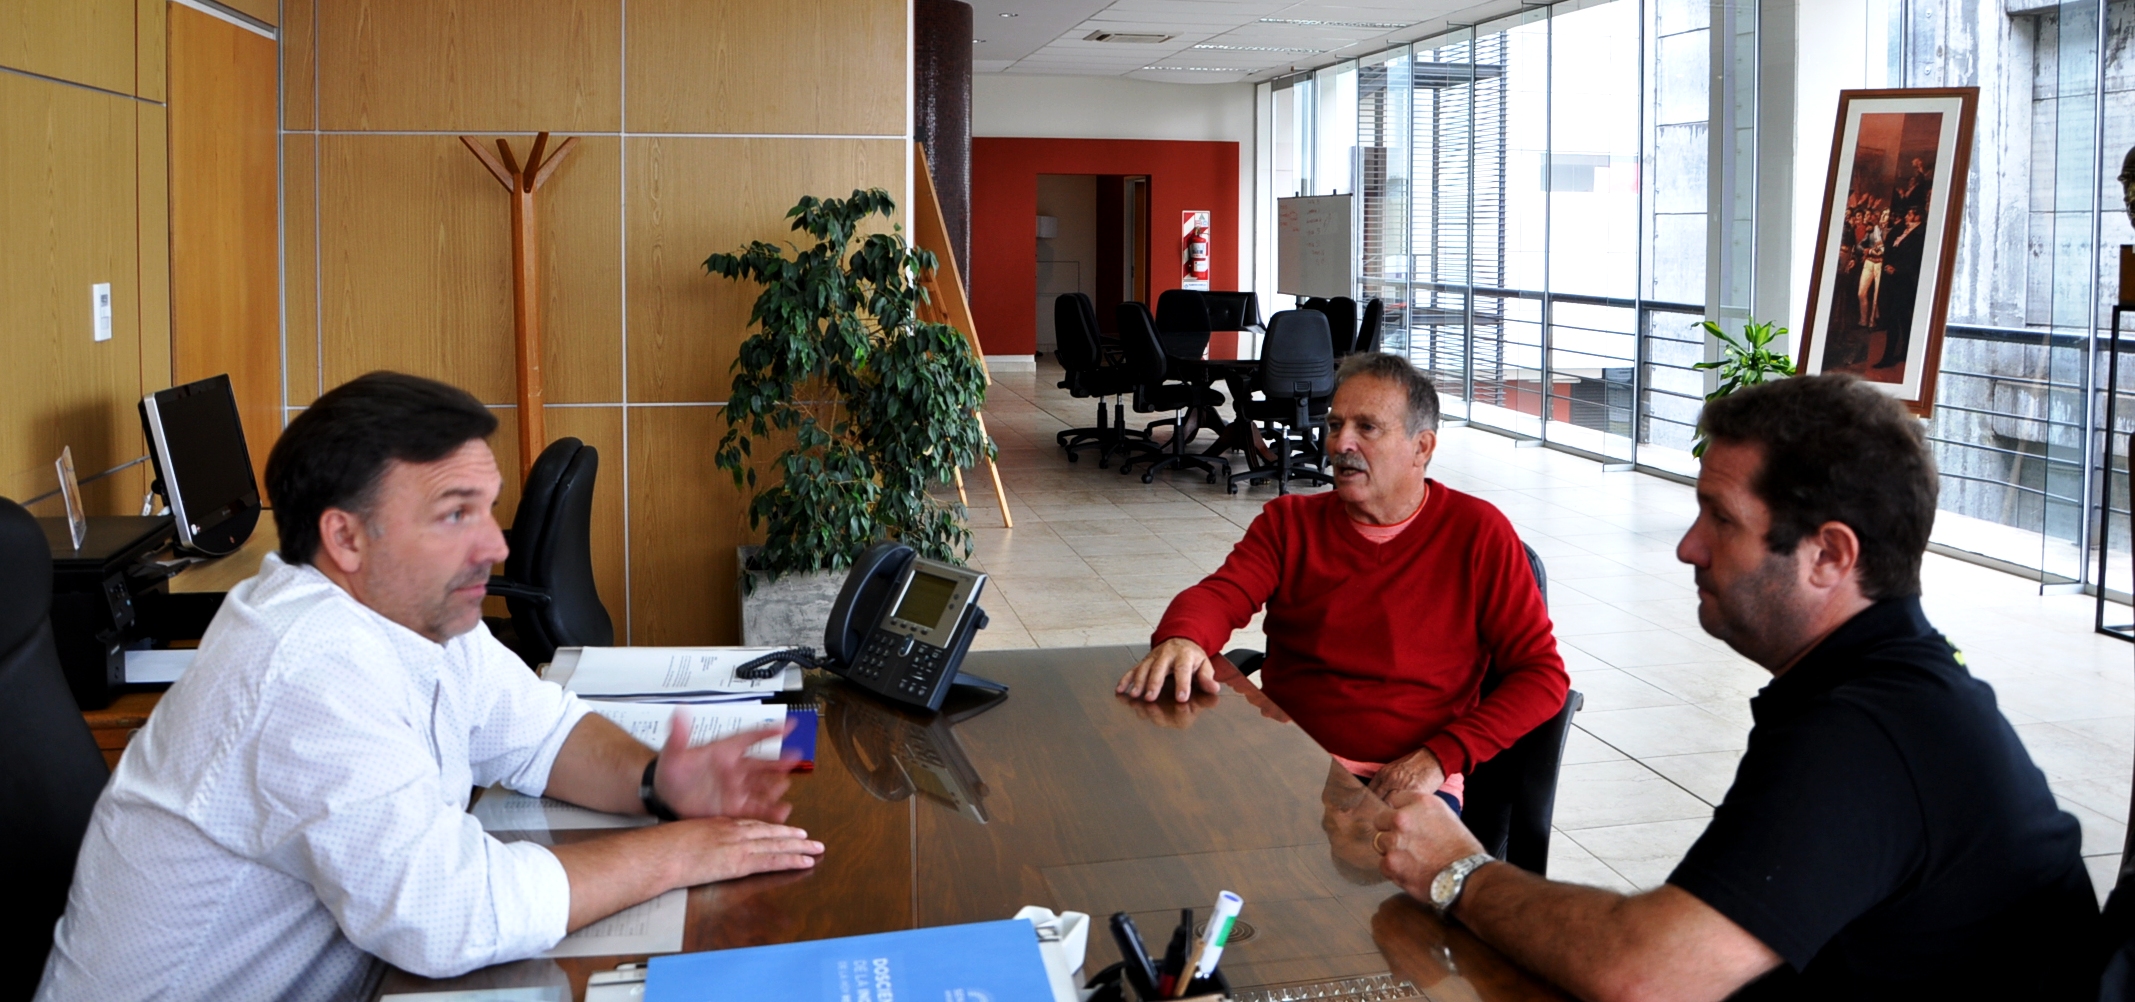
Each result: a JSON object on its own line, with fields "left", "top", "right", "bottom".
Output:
{"left": 461, "top": 132, "right": 578, "bottom": 481}
{"left": 913, "top": 144, "right": 1014, "bottom": 528}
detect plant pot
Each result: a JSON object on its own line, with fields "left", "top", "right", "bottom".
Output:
{"left": 737, "top": 546, "right": 845, "bottom": 649}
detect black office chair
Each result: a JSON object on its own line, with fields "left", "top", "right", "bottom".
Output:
{"left": 1054, "top": 293, "right": 1146, "bottom": 468}
{"left": 1223, "top": 543, "right": 1578, "bottom": 875}
{"left": 1202, "top": 291, "right": 1264, "bottom": 336}
{"left": 1306, "top": 297, "right": 1361, "bottom": 356}
{"left": 1356, "top": 298, "right": 1385, "bottom": 354}
{"left": 486, "top": 438, "right": 614, "bottom": 667}
{"left": 0, "top": 497, "right": 111, "bottom": 1000}
{"left": 1228, "top": 309, "right": 1336, "bottom": 495}
{"left": 1155, "top": 288, "right": 1215, "bottom": 360}
{"left": 1115, "top": 302, "right": 1228, "bottom": 485}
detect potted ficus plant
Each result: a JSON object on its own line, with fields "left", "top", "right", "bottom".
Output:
{"left": 1690, "top": 318, "right": 1798, "bottom": 457}
{"left": 705, "top": 189, "right": 992, "bottom": 646}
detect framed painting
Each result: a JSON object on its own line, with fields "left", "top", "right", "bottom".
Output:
{"left": 1799, "top": 87, "right": 1979, "bottom": 416}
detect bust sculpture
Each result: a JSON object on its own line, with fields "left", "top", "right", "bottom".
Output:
{"left": 2121, "top": 146, "right": 2135, "bottom": 227}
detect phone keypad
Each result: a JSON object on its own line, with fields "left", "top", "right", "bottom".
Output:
{"left": 853, "top": 631, "right": 948, "bottom": 700}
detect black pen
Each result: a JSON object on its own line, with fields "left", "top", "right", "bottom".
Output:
{"left": 1157, "top": 909, "right": 1191, "bottom": 997}
{"left": 1110, "top": 912, "right": 1161, "bottom": 1000}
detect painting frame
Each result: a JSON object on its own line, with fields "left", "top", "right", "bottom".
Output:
{"left": 1798, "top": 87, "right": 1979, "bottom": 416}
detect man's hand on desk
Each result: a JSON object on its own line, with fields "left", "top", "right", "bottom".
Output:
{"left": 655, "top": 712, "right": 803, "bottom": 823}
{"left": 1118, "top": 637, "right": 1222, "bottom": 702}
{"left": 1368, "top": 747, "right": 1446, "bottom": 799}
{"left": 548, "top": 817, "right": 823, "bottom": 932}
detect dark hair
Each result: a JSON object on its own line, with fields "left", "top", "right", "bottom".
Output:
{"left": 1699, "top": 374, "right": 1937, "bottom": 599}
{"left": 265, "top": 371, "right": 498, "bottom": 566}
{"left": 1335, "top": 352, "right": 1441, "bottom": 434}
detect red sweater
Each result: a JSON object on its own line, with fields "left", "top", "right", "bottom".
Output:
{"left": 1153, "top": 485, "right": 1568, "bottom": 773}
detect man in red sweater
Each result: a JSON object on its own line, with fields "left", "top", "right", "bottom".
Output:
{"left": 1117, "top": 352, "right": 1568, "bottom": 804}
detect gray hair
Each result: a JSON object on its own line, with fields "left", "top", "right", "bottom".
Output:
{"left": 1335, "top": 352, "right": 1441, "bottom": 435}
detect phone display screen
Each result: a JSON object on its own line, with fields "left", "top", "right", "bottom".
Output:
{"left": 892, "top": 570, "right": 959, "bottom": 630}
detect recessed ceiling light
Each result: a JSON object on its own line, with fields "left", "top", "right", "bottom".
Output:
{"left": 1141, "top": 66, "right": 1246, "bottom": 72}
{"left": 1257, "top": 17, "right": 1412, "bottom": 29}
{"left": 1084, "top": 30, "right": 1176, "bottom": 43}
{"left": 1192, "top": 43, "right": 1323, "bottom": 53}
{"left": 974, "top": 38, "right": 986, "bottom": 43}
{"left": 999, "top": 11, "right": 1016, "bottom": 16}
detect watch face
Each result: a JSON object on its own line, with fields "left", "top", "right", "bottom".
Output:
{"left": 1430, "top": 867, "right": 1460, "bottom": 909}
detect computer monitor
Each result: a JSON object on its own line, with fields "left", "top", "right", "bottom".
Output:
{"left": 140, "top": 374, "right": 260, "bottom": 556}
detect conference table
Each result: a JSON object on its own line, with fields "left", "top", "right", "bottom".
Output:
{"left": 375, "top": 647, "right": 1564, "bottom": 1001}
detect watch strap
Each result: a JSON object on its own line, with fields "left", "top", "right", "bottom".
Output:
{"left": 1431, "top": 852, "right": 1497, "bottom": 916}
{"left": 640, "top": 756, "right": 679, "bottom": 822}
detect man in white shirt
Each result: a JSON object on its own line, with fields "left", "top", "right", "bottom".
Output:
{"left": 38, "top": 372, "right": 824, "bottom": 1002}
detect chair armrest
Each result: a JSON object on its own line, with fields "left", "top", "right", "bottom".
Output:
{"left": 486, "top": 576, "right": 552, "bottom": 606}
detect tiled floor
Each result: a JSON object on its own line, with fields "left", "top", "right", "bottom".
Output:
{"left": 960, "top": 358, "right": 2135, "bottom": 901}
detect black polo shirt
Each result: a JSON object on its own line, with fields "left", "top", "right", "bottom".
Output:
{"left": 1667, "top": 597, "right": 2100, "bottom": 1000}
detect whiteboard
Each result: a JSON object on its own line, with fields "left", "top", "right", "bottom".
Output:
{"left": 1277, "top": 194, "right": 1354, "bottom": 298}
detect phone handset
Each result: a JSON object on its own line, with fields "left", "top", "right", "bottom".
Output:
{"left": 822, "top": 541, "right": 1004, "bottom": 712}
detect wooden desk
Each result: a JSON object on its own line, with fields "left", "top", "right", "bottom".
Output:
{"left": 378, "top": 647, "right": 1564, "bottom": 1001}
{"left": 80, "top": 521, "right": 276, "bottom": 764}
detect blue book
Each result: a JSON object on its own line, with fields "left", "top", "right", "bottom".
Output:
{"left": 782, "top": 705, "right": 819, "bottom": 770}
{"left": 646, "top": 918, "right": 1053, "bottom": 1002}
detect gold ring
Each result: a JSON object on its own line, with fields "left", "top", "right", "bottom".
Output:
{"left": 1373, "top": 831, "right": 1388, "bottom": 855}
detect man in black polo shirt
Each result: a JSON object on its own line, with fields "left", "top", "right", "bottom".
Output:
{"left": 1373, "top": 374, "right": 2100, "bottom": 1000}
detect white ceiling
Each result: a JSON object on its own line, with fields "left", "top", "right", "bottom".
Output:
{"left": 966, "top": 0, "right": 1533, "bottom": 84}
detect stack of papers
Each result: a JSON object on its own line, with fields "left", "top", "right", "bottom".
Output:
{"left": 562, "top": 647, "right": 805, "bottom": 699}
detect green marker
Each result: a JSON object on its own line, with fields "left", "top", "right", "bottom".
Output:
{"left": 1191, "top": 891, "right": 1244, "bottom": 983}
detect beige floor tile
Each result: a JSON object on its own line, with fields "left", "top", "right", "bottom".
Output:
{"left": 2087, "top": 854, "right": 2122, "bottom": 906}
{"left": 1639, "top": 750, "right": 1746, "bottom": 806}
{"left": 1561, "top": 819, "right": 1713, "bottom": 891}
{"left": 1566, "top": 668, "right": 1688, "bottom": 712}
{"left": 1576, "top": 704, "right": 1751, "bottom": 758}
{"left": 1545, "top": 833, "right": 1638, "bottom": 893}
{"left": 2058, "top": 796, "right": 2130, "bottom": 859}
{"left": 1566, "top": 629, "right": 1735, "bottom": 670}
{"left": 1623, "top": 660, "right": 1769, "bottom": 707}
{"left": 1562, "top": 725, "right": 1629, "bottom": 765}
{"left": 1030, "top": 625, "right": 1164, "bottom": 649}
{"left": 1550, "top": 759, "right": 1715, "bottom": 831}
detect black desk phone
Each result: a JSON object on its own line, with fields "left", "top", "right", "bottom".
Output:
{"left": 823, "top": 541, "right": 1006, "bottom": 712}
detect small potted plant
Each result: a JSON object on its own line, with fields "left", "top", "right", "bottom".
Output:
{"left": 705, "top": 189, "right": 991, "bottom": 646}
{"left": 1691, "top": 318, "right": 1797, "bottom": 457}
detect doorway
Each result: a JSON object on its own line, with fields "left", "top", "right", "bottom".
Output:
{"left": 1035, "top": 174, "right": 1148, "bottom": 352}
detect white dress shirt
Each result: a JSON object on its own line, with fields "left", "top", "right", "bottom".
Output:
{"left": 37, "top": 553, "right": 592, "bottom": 1002}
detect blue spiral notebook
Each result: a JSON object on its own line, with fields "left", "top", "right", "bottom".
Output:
{"left": 645, "top": 918, "right": 1052, "bottom": 1002}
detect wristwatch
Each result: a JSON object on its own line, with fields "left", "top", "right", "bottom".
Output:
{"left": 1428, "top": 853, "right": 1497, "bottom": 917}
{"left": 639, "top": 756, "right": 679, "bottom": 822}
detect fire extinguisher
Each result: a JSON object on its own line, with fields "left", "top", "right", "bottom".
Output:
{"left": 1187, "top": 224, "right": 1210, "bottom": 283}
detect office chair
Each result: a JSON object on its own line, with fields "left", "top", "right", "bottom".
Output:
{"left": 487, "top": 437, "right": 614, "bottom": 667}
{"left": 1305, "top": 297, "right": 1361, "bottom": 356}
{"left": 1356, "top": 298, "right": 1385, "bottom": 354}
{"left": 1053, "top": 293, "right": 1146, "bottom": 468}
{"left": 1223, "top": 543, "right": 1579, "bottom": 875}
{"left": 0, "top": 497, "right": 111, "bottom": 1000}
{"left": 1227, "top": 309, "right": 1336, "bottom": 495}
{"left": 1154, "top": 288, "right": 1214, "bottom": 360}
{"left": 1202, "top": 291, "right": 1264, "bottom": 335}
{"left": 1115, "top": 302, "right": 1229, "bottom": 485}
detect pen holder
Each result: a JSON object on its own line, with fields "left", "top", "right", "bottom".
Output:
{"left": 1132, "top": 968, "right": 1230, "bottom": 1002}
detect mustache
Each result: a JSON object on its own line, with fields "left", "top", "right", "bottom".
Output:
{"left": 448, "top": 566, "right": 490, "bottom": 593}
{"left": 1330, "top": 452, "right": 1370, "bottom": 473}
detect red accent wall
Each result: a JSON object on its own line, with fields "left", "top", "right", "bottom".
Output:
{"left": 971, "top": 137, "right": 1240, "bottom": 356}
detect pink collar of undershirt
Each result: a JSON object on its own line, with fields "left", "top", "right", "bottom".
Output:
{"left": 1347, "top": 484, "right": 1430, "bottom": 544}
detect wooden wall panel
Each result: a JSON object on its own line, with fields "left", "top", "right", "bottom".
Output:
{"left": 170, "top": 4, "right": 282, "bottom": 485}
{"left": 0, "top": 0, "right": 137, "bottom": 95}
{"left": 220, "top": 0, "right": 278, "bottom": 26}
{"left": 318, "top": 134, "right": 621, "bottom": 404}
{"left": 628, "top": 406, "right": 752, "bottom": 645}
{"left": 626, "top": 0, "right": 905, "bottom": 136}
{"left": 317, "top": 0, "right": 620, "bottom": 132}
{"left": 136, "top": 0, "right": 166, "bottom": 101}
{"left": 284, "top": 135, "right": 319, "bottom": 407}
{"left": 0, "top": 74, "right": 143, "bottom": 509}
{"left": 284, "top": 0, "right": 316, "bottom": 129}
{"left": 626, "top": 137, "right": 906, "bottom": 403}
{"left": 138, "top": 104, "right": 172, "bottom": 400}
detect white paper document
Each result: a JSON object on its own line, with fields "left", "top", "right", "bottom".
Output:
{"left": 584, "top": 699, "right": 786, "bottom": 759}
{"left": 541, "top": 888, "right": 687, "bottom": 958}
{"left": 470, "top": 787, "right": 656, "bottom": 833}
{"left": 565, "top": 647, "right": 803, "bottom": 697}
{"left": 124, "top": 649, "right": 195, "bottom": 684}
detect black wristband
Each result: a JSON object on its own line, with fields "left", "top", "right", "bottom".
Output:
{"left": 639, "top": 756, "right": 679, "bottom": 822}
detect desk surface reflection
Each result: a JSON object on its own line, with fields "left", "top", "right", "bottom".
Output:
{"left": 377, "top": 647, "right": 1564, "bottom": 1001}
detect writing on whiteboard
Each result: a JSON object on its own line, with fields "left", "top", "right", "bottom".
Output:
{"left": 1277, "top": 194, "right": 1354, "bottom": 299}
